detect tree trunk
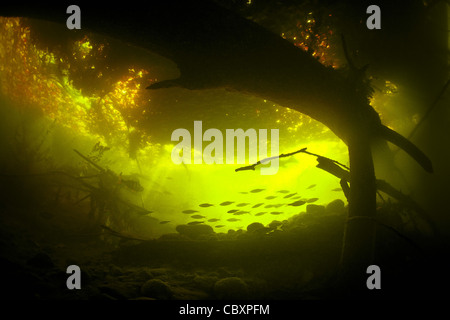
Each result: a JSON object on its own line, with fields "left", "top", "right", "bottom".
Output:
{"left": 339, "top": 135, "right": 378, "bottom": 295}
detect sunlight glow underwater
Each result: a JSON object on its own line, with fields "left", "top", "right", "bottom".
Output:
{"left": 2, "top": 17, "right": 402, "bottom": 238}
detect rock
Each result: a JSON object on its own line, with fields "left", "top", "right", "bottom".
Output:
{"left": 158, "top": 233, "right": 185, "bottom": 241}
{"left": 141, "top": 279, "right": 173, "bottom": 299}
{"left": 268, "top": 220, "right": 282, "bottom": 230}
{"left": 326, "top": 199, "right": 346, "bottom": 215}
{"left": 306, "top": 204, "right": 326, "bottom": 215}
{"left": 98, "top": 281, "right": 140, "bottom": 300}
{"left": 171, "top": 287, "right": 210, "bottom": 300}
{"left": 176, "top": 224, "right": 214, "bottom": 240}
{"left": 213, "top": 277, "right": 249, "bottom": 300}
{"left": 26, "top": 252, "right": 55, "bottom": 269}
{"left": 246, "top": 222, "right": 264, "bottom": 233}
{"left": 193, "top": 274, "right": 218, "bottom": 291}
{"left": 109, "top": 265, "right": 123, "bottom": 277}
{"left": 98, "top": 285, "right": 128, "bottom": 300}
{"left": 133, "top": 268, "right": 153, "bottom": 282}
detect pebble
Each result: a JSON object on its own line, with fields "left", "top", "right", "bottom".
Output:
{"left": 326, "top": 199, "right": 346, "bottom": 215}
{"left": 141, "top": 279, "right": 173, "bottom": 300}
{"left": 306, "top": 204, "right": 326, "bottom": 215}
{"left": 213, "top": 277, "right": 249, "bottom": 300}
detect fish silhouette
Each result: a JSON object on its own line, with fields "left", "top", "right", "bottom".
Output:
{"left": 236, "top": 203, "right": 250, "bottom": 207}
{"left": 270, "top": 212, "right": 283, "bottom": 215}
{"left": 250, "top": 189, "right": 265, "bottom": 193}
{"left": 191, "top": 214, "right": 206, "bottom": 219}
{"left": 307, "top": 184, "right": 316, "bottom": 189}
{"left": 199, "top": 203, "right": 214, "bottom": 207}
{"left": 277, "top": 190, "right": 290, "bottom": 194}
{"left": 208, "top": 218, "right": 220, "bottom": 222}
{"left": 187, "top": 221, "right": 204, "bottom": 225}
{"left": 233, "top": 211, "right": 249, "bottom": 215}
{"left": 252, "top": 203, "right": 264, "bottom": 208}
{"left": 182, "top": 209, "right": 199, "bottom": 214}
{"left": 227, "top": 209, "right": 239, "bottom": 213}
{"left": 220, "top": 201, "right": 234, "bottom": 206}
{"left": 283, "top": 193, "right": 297, "bottom": 199}
{"left": 307, "top": 198, "right": 319, "bottom": 203}
{"left": 227, "top": 218, "right": 241, "bottom": 222}
{"left": 254, "top": 212, "right": 267, "bottom": 216}
{"left": 288, "top": 200, "right": 306, "bottom": 207}
{"left": 159, "top": 221, "right": 171, "bottom": 224}
{"left": 265, "top": 196, "right": 277, "bottom": 200}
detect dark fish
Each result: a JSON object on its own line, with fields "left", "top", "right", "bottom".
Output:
{"left": 252, "top": 203, "right": 264, "bottom": 208}
{"left": 182, "top": 209, "right": 199, "bottom": 214}
{"left": 283, "top": 193, "right": 297, "bottom": 198}
{"left": 239, "top": 192, "right": 248, "bottom": 194}
{"left": 270, "top": 212, "right": 283, "bottom": 215}
{"left": 277, "top": 190, "right": 289, "bottom": 194}
{"left": 288, "top": 200, "right": 306, "bottom": 207}
{"left": 188, "top": 221, "right": 204, "bottom": 225}
{"left": 254, "top": 212, "right": 267, "bottom": 216}
{"left": 159, "top": 221, "right": 171, "bottom": 224}
{"left": 307, "top": 198, "right": 319, "bottom": 203}
{"left": 291, "top": 196, "right": 302, "bottom": 199}
{"left": 227, "top": 218, "right": 241, "bottom": 222}
{"left": 228, "top": 209, "right": 239, "bottom": 213}
{"left": 236, "top": 203, "right": 250, "bottom": 207}
{"left": 233, "top": 211, "right": 249, "bottom": 215}
{"left": 208, "top": 218, "right": 220, "bottom": 222}
{"left": 220, "top": 201, "right": 234, "bottom": 206}
{"left": 199, "top": 203, "right": 214, "bottom": 207}
{"left": 250, "top": 188, "right": 265, "bottom": 193}
{"left": 307, "top": 184, "right": 316, "bottom": 189}
{"left": 272, "top": 204, "right": 284, "bottom": 208}
{"left": 331, "top": 188, "right": 342, "bottom": 192}
{"left": 264, "top": 204, "right": 274, "bottom": 208}
{"left": 191, "top": 214, "right": 206, "bottom": 219}
{"left": 265, "top": 196, "right": 277, "bottom": 200}
{"left": 215, "top": 225, "right": 225, "bottom": 228}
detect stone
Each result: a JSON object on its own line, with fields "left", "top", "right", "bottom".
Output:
{"left": 213, "top": 277, "right": 249, "bottom": 300}
{"left": 176, "top": 224, "right": 214, "bottom": 240}
{"left": 326, "top": 199, "right": 346, "bottom": 215}
{"left": 246, "top": 222, "right": 264, "bottom": 233}
{"left": 306, "top": 204, "right": 326, "bottom": 215}
{"left": 193, "top": 274, "right": 218, "bottom": 291}
{"left": 141, "top": 279, "right": 173, "bottom": 299}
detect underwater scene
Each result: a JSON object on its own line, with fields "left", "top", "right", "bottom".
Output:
{"left": 0, "top": 1, "right": 449, "bottom": 303}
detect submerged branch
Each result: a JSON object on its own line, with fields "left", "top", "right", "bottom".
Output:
{"left": 234, "top": 147, "right": 349, "bottom": 172}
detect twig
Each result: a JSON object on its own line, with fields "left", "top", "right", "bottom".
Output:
{"left": 235, "top": 147, "right": 307, "bottom": 172}
{"left": 234, "top": 147, "right": 349, "bottom": 172}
